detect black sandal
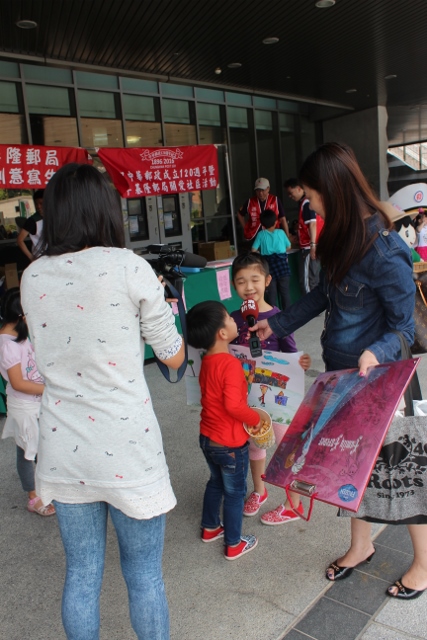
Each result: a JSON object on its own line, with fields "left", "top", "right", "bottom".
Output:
{"left": 326, "top": 547, "right": 376, "bottom": 581}
{"left": 387, "top": 578, "right": 427, "bottom": 600}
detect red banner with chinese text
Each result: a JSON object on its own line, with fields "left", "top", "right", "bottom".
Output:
{"left": 98, "top": 145, "right": 219, "bottom": 198}
{"left": 0, "top": 144, "right": 92, "bottom": 190}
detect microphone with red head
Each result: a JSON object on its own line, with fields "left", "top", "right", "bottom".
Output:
{"left": 240, "top": 299, "right": 263, "bottom": 357}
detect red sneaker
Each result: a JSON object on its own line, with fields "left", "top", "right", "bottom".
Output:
{"left": 224, "top": 535, "right": 258, "bottom": 560}
{"left": 260, "top": 502, "right": 304, "bottom": 526}
{"left": 243, "top": 490, "right": 268, "bottom": 517}
{"left": 201, "top": 524, "right": 224, "bottom": 543}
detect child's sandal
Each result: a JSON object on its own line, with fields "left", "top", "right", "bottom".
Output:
{"left": 27, "top": 496, "right": 56, "bottom": 517}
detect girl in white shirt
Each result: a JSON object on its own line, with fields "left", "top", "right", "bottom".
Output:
{"left": 0, "top": 287, "right": 55, "bottom": 516}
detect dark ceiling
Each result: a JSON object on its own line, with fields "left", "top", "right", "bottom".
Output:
{"left": 1, "top": 0, "right": 426, "bottom": 145}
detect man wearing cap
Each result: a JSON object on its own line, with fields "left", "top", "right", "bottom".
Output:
{"left": 237, "top": 178, "right": 289, "bottom": 242}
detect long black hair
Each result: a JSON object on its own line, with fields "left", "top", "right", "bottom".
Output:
{"left": 299, "top": 142, "right": 391, "bottom": 285}
{"left": 42, "top": 163, "right": 125, "bottom": 255}
{"left": 0, "top": 288, "right": 28, "bottom": 343}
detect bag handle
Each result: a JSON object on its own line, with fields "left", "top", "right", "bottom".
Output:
{"left": 153, "top": 279, "right": 188, "bottom": 383}
{"left": 390, "top": 330, "right": 422, "bottom": 416}
{"left": 415, "top": 280, "right": 427, "bottom": 308}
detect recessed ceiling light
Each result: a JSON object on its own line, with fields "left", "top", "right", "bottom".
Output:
{"left": 286, "top": 76, "right": 291, "bottom": 79}
{"left": 16, "top": 19, "right": 37, "bottom": 29}
{"left": 227, "top": 62, "right": 242, "bottom": 69}
{"left": 345, "top": 88, "right": 357, "bottom": 93}
{"left": 315, "top": 0, "right": 336, "bottom": 7}
{"left": 384, "top": 74, "right": 397, "bottom": 80}
{"left": 262, "top": 37, "right": 279, "bottom": 45}
{"left": 214, "top": 67, "right": 222, "bottom": 75}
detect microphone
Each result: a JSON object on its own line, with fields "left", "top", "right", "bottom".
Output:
{"left": 146, "top": 245, "right": 207, "bottom": 268}
{"left": 240, "top": 299, "right": 263, "bottom": 358}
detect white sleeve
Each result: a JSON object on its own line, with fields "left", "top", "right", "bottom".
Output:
{"left": 125, "top": 252, "right": 182, "bottom": 359}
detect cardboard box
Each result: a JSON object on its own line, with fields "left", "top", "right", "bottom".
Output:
{"left": 197, "top": 241, "right": 232, "bottom": 261}
{"left": 0, "top": 263, "right": 19, "bottom": 290}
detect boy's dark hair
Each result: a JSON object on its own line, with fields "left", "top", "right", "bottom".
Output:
{"left": 42, "top": 163, "right": 125, "bottom": 256}
{"left": 0, "top": 287, "right": 28, "bottom": 343}
{"left": 186, "top": 301, "right": 228, "bottom": 351}
{"left": 283, "top": 178, "right": 302, "bottom": 189}
{"left": 231, "top": 252, "right": 269, "bottom": 281}
{"left": 33, "top": 189, "right": 44, "bottom": 201}
{"left": 260, "top": 208, "right": 277, "bottom": 229}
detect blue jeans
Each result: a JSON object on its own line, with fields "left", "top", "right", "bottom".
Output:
{"left": 199, "top": 435, "right": 249, "bottom": 546}
{"left": 54, "top": 501, "right": 169, "bottom": 640}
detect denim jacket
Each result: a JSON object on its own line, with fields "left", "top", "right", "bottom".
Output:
{"left": 269, "top": 213, "right": 415, "bottom": 371}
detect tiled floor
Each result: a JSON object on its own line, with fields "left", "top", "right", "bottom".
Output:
{"left": 283, "top": 526, "right": 415, "bottom": 640}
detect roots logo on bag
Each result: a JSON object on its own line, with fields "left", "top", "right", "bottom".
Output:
{"left": 369, "top": 434, "right": 427, "bottom": 494}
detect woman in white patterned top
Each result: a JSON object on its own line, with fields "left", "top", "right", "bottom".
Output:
{"left": 21, "top": 164, "right": 184, "bottom": 640}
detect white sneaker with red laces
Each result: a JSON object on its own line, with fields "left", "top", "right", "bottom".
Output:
{"left": 260, "top": 502, "right": 304, "bottom": 525}
{"left": 243, "top": 490, "right": 268, "bottom": 517}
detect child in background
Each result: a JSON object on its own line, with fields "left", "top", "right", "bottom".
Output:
{"left": 186, "top": 300, "right": 261, "bottom": 560}
{"left": 0, "top": 288, "right": 55, "bottom": 516}
{"left": 230, "top": 253, "right": 311, "bottom": 525}
{"left": 252, "top": 208, "right": 292, "bottom": 310}
{"left": 414, "top": 208, "right": 427, "bottom": 261}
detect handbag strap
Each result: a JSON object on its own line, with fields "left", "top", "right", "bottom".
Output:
{"left": 153, "top": 279, "right": 188, "bottom": 383}
{"left": 390, "top": 330, "right": 422, "bottom": 416}
{"left": 415, "top": 280, "right": 427, "bottom": 307}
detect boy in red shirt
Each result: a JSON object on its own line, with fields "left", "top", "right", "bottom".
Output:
{"left": 186, "top": 300, "right": 261, "bottom": 560}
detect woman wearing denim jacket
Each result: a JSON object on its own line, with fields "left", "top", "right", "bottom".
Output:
{"left": 252, "top": 143, "right": 427, "bottom": 600}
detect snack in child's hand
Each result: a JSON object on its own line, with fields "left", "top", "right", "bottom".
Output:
{"left": 247, "top": 419, "right": 270, "bottom": 436}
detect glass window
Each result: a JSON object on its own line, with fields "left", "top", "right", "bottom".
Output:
{"left": 163, "top": 195, "right": 182, "bottom": 237}
{"left": 23, "top": 64, "right": 72, "bottom": 84}
{"left": 126, "top": 121, "right": 163, "bottom": 147}
{"left": 123, "top": 95, "right": 162, "bottom": 146}
{"left": 253, "top": 96, "right": 276, "bottom": 109}
{"left": 256, "top": 110, "right": 278, "bottom": 194}
{"left": 279, "top": 113, "right": 298, "bottom": 217}
{"left": 128, "top": 199, "right": 149, "bottom": 242}
{"left": 0, "top": 81, "right": 20, "bottom": 113}
{"left": 162, "top": 98, "right": 191, "bottom": 124}
{"left": 0, "top": 114, "right": 27, "bottom": 144}
{"left": 163, "top": 99, "right": 196, "bottom": 145}
{"left": 0, "top": 61, "right": 19, "bottom": 78}
{"left": 121, "top": 77, "right": 158, "bottom": 94}
{"left": 78, "top": 90, "right": 118, "bottom": 118}
{"left": 160, "top": 83, "right": 193, "bottom": 98}
{"left": 228, "top": 108, "right": 256, "bottom": 246}
{"left": 195, "top": 88, "right": 224, "bottom": 103}
{"left": 122, "top": 95, "right": 156, "bottom": 121}
{"left": 75, "top": 71, "right": 118, "bottom": 90}
{"left": 300, "top": 116, "right": 317, "bottom": 160}
{"left": 226, "top": 92, "right": 252, "bottom": 106}
{"left": 227, "top": 106, "right": 248, "bottom": 129}
{"left": 278, "top": 100, "right": 300, "bottom": 114}
{"left": 27, "top": 85, "right": 72, "bottom": 116}
{"left": 30, "top": 116, "right": 79, "bottom": 146}
{"left": 255, "top": 110, "right": 273, "bottom": 130}
{"left": 197, "top": 103, "right": 221, "bottom": 127}
{"left": 80, "top": 119, "right": 123, "bottom": 148}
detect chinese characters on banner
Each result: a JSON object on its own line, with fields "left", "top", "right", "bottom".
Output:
{"left": 98, "top": 145, "right": 219, "bottom": 198}
{"left": 0, "top": 145, "right": 92, "bottom": 189}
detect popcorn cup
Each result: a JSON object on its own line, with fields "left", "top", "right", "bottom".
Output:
{"left": 244, "top": 407, "right": 275, "bottom": 449}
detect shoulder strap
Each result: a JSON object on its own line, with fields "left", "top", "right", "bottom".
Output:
{"left": 153, "top": 279, "right": 188, "bottom": 383}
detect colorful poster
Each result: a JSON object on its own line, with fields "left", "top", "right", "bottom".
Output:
{"left": 185, "top": 345, "right": 305, "bottom": 429}
{"left": 98, "top": 145, "right": 219, "bottom": 198}
{"left": 264, "top": 359, "right": 420, "bottom": 513}
{"left": 0, "top": 144, "right": 92, "bottom": 189}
